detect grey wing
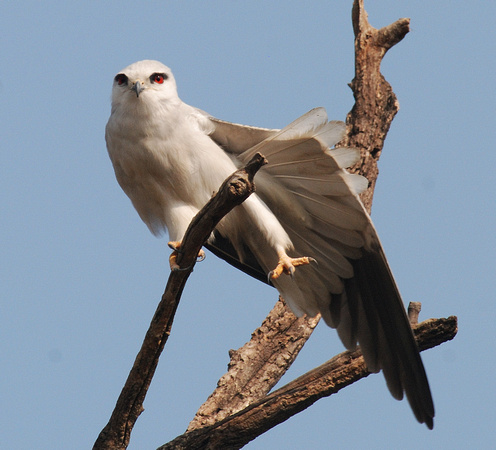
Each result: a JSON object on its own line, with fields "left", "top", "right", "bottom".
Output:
{"left": 198, "top": 109, "right": 279, "bottom": 154}
{"left": 200, "top": 110, "right": 279, "bottom": 282}
{"left": 206, "top": 108, "right": 434, "bottom": 428}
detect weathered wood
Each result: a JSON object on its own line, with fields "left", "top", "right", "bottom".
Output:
{"left": 185, "top": 0, "right": 415, "bottom": 438}
{"left": 188, "top": 298, "right": 320, "bottom": 430}
{"left": 408, "top": 302, "right": 422, "bottom": 325}
{"left": 95, "top": 2, "right": 458, "bottom": 449}
{"left": 93, "top": 154, "right": 266, "bottom": 450}
{"left": 159, "top": 316, "right": 458, "bottom": 450}
{"left": 343, "top": 0, "right": 411, "bottom": 210}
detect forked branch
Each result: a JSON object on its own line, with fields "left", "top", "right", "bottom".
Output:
{"left": 185, "top": 0, "right": 418, "bottom": 437}
{"left": 159, "top": 316, "right": 458, "bottom": 450}
{"left": 94, "top": 2, "right": 457, "bottom": 449}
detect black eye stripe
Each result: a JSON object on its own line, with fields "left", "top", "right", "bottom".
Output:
{"left": 114, "top": 74, "right": 128, "bottom": 85}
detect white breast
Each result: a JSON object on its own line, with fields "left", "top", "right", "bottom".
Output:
{"left": 106, "top": 100, "right": 240, "bottom": 238}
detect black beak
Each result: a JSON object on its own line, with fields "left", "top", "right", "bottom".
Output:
{"left": 131, "top": 81, "right": 144, "bottom": 97}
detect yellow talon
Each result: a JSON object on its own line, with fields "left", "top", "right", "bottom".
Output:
{"left": 269, "top": 254, "right": 316, "bottom": 280}
{"left": 168, "top": 241, "right": 205, "bottom": 271}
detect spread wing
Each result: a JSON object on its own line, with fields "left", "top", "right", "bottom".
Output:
{"left": 207, "top": 114, "right": 279, "bottom": 154}
{"left": 204, "top": 107, "right": 434, "bottom": 428}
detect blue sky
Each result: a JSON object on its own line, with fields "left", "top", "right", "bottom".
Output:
{"left": 1, "top": 1, "right": 494, "bottom": 449}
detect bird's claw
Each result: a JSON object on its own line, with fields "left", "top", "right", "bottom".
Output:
{"left": 168, "top": 241, "right": 182, "bottom": 252}
{"left": 168, "top": 241, "right": 205, "bottom": 271}
{"left": 269, "top": 255, "right": 316, "bottom": 280}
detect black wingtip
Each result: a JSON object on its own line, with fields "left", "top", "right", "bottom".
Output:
{"left": 426, "top": 417, "right": 434, "bottom": 430}
{"left": 204, "top": 231, "right": 271, "bottom": 286}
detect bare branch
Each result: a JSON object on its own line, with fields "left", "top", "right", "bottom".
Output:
{"left": 186, "top": 0, "right": 415, "bottom": 436}
{"left": 93, "top": 154, "right": 266, "bottom": 450}
{"left": 188, "top": 298, "right": 320, "bottom": 430}
{"left": 344, "top": 0, "right": 411, "bottom": 211}
{"left": 408, "top": 301, "right": 422, "bottom": 325}
{"left": 97, "top": 2, "right": 457, "bottom": 449}
{"left": 160, "top": 316, "right": 458, "bottom": 450}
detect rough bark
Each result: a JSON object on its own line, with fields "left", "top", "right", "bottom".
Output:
{"left": 94, "top": 2, "right": 458, "bottom": 449}
{"left": 159, "top": 316, "right": 458, "bottom": 450}
{"left": 93, "top": 154, "right": 267, "bottom": 450}
{"left": 343, "top": 0, "right": 410, "bottom": 208}
{"left": 186, "top": 0, "right": 414, "bottom": 436}
{"left": 187, "top": 298, "right": 320, "bottom": 430}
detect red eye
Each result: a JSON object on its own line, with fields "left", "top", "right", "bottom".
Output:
{"left": 151, "top": 73, "right": 167, "bottom": 84}
{"left": 114, "top": 74, "right": 128, "bottom": 85}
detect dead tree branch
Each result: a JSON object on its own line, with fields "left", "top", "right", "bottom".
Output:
{"left": 93, "top": 154, "right": 267, "bottom": 450}
{"left": 344, "top": 0, "right": 410, "bottom": 208}
{"left": 185, "top": 0, "right": 416, "bottom": 437}
{"left": 95, "top": 2, "right": 457, "bottom": 449}
{"left": 188, "top": 297, "right": 320, "bottom": 430}
{"left": 159, "top": 315, "right": 458, "bottom": 450}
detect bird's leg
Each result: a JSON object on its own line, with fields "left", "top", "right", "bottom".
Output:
{"left": 269, "top": 250, "right": 316, "bottom": 280}
{"left": 168, "top": 241, "right": 205, "bottom": 271}
{"left": 168, "top": 241, "right": 182, "bottom": 271}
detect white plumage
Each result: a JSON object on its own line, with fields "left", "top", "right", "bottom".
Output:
{"left": 106, "top": 60, "right": 434, "bottom": 428}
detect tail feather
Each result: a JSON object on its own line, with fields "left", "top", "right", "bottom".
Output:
{"left": 207, "top": 108, "right": 434, "bottom": 428}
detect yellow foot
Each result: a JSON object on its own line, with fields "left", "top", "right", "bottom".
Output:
{"left": 168, "top": 241, "right": 205, "bottom": 271}
{"left": 269, "top": 253, "right": 316, "bottom": 280}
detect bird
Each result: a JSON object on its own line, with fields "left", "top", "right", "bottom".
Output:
{"left": 105, "top": 59, "right": 434, "bottom": 429}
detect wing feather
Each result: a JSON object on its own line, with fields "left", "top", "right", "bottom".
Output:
{"left": 273, "top": 173, "right": 368, "bottom": 196}
{"left": 206, "top": 107, "right": 434, "bottom": 429}
{"left": 288, "top": 189, "right": 368, "bottom": 230}
{"left": 205, "top": 113, "right": 278, "bottom": 154}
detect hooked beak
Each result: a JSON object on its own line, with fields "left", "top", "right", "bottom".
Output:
{"left": 131, "top": 81, "right": 144, "bottom": 97}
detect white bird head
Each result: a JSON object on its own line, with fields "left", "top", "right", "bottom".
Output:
{"left": 110, "top": 60, "right": 180, "bottom": 110}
